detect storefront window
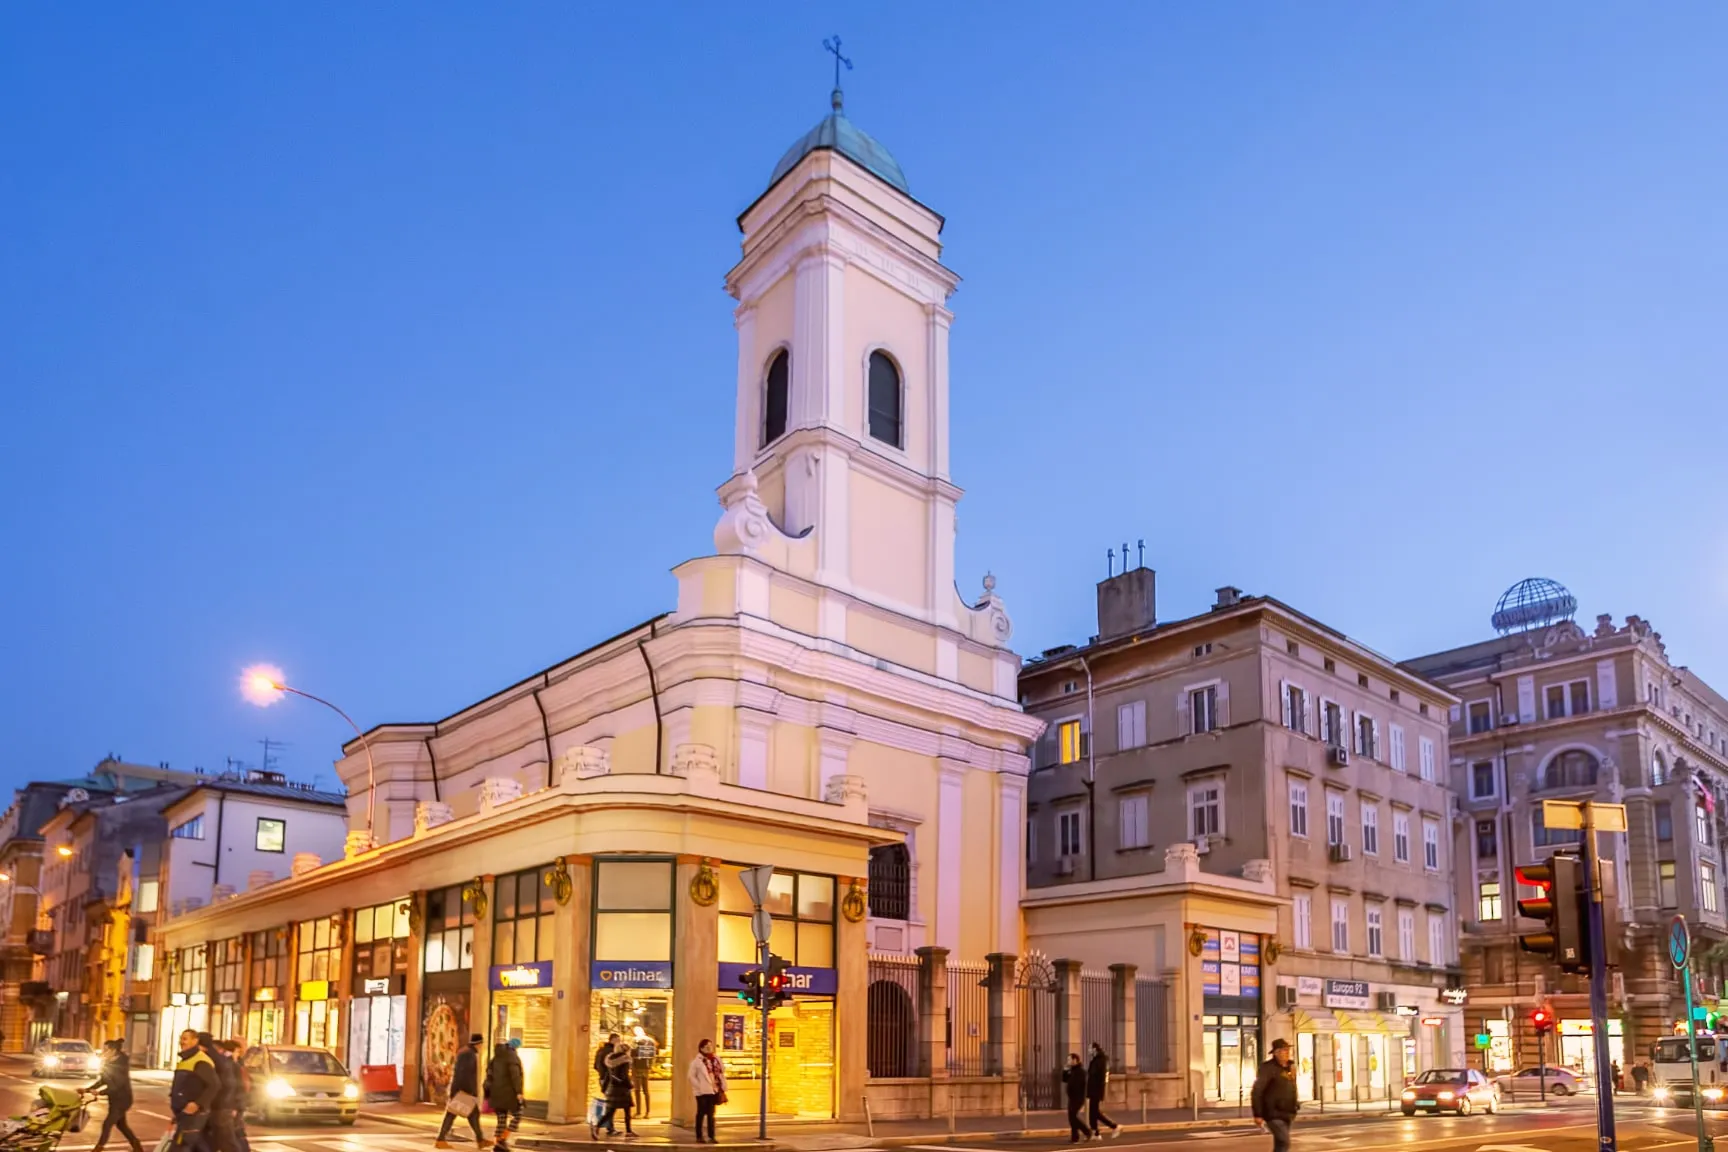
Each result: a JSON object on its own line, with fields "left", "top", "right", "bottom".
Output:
{"left": 490, "top": 869, "right": 557, "bottom": 1110}
{"left": 293, "top": 916, "right": 341, "bottom": 1049}
{"left": 421, "top": 886, "right": 475, "bottom": 1105}
{"left": 590, "top": 859, "right": 675, "bottom": 1117}
{"left": 349, "top": 899, "right": 410, "bottom": 1085}
{"left": 158, "top": 945, "right": 210, "bottom": 1067}
{"left": 246, "top": 928, "right": 289, "bottom": 1046}
{"left": 210, "top": 936, "right": 245, "bottom": 1042}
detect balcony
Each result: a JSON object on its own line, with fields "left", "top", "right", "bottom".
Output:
{"left": 26, "top": 929, "right": 53, "bottom": 955}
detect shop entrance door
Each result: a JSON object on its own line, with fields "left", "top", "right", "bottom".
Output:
{"left": 1296, "top": 1033, "right": 1316, "bottom": 1102}
{"left": 1201, "top": 1016, "right": 1259, "bottom": 1104}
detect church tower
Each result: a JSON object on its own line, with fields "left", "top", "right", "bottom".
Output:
{"left": 709, "top": 79, "right": 1015, "bottom": 680}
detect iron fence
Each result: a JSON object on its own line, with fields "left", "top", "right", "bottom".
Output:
{"left": 1135, "top": 978, "right": 1170, "bottom": 1072}
{"left": 1017, "top": 981, "right": 1059, "bottom": 1108}
{"left": 1081, "top": 970, "right": 1115, "bottom": 1066}
{"left": 866, "top": 953, "right": 924, "bottom": 1077}
{"left": 946, "top": 959, "right": 989, "bottom": 1075}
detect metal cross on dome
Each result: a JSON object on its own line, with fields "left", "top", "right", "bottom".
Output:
{"left": 823, "top": 35, "right": 852, "bottom": 93}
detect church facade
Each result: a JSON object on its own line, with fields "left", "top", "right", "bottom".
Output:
{"left": 152, "top": 87, "right": 1040, "bottom": 1125}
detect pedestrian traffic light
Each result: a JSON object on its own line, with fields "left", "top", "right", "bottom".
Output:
{"left": 1516, "top": 854, "right": 1585, "bottom": 974}
{"left": 1530, "top": 1006, "right": 1553, "bottom": 1035}
{"left": 738, "top": 968, "right": 763, "bottom": 1008}
{"left": 764, "top": 953, "right": 791, "bottom": 1010}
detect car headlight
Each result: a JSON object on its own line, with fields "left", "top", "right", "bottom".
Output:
{"left": 1437, "top": 1091, "right": 1455, "bottom": 1100}
{"left": 1704, "top": 1087, "right": 1724, "bottom": 1102}
{"left": 43, "top": 1055, "right": 60, "bottom": 1068}
{"left": 1401, "top": 1090, "right": 1415, "bottom": 1101}
{"left": 264, "top": 1079, "right": 297, "bottom": 1099}
{"left": 1654, "top": 1086, "right": 1672, "bottom": 1101}
{"left": 342, "top": 1083, "right": 359, "bottom": 1100}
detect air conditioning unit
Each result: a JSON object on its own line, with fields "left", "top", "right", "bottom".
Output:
{"left": 1193, "top": 837, "right": 1212, "bottom": 855}
{"left": 1376, "top": 991, "right": 1398, "bottom": 1011}
{"left": 1329, "top": 843, "right": 1353, "bottom": 863}
{"left": 1055, "top": 858, "right": 1076, "bottom": 876}
{"left": 1276, "top": 985, "right": 1298, "bottom": 1010}
{"left": 1329, "top": 745, "right": 1350, "bottom": 767}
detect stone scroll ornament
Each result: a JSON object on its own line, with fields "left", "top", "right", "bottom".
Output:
{"left": 840, "top": 879, "right": 867, "bottom": 923}
{"left": 1263, "top": 937, "right": 1281, "bottom": 964}
{"left": 543, "top": 858, "right": 573, "bottom": 907}
{"left": 1188, "top": 927, "right": 1209, "bottom": 957}
{"left": 689, "top": 863, "right": 719, "bottom": 907}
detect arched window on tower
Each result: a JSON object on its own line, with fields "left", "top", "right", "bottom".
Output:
{"left": 867, "top": 351, "right": 902, "bottom": 447}
{"left": 762, "top": 350, "right": 790, "bottom": 447}
{"left": 867, "top": 843, "right": 910, "bottom": 920}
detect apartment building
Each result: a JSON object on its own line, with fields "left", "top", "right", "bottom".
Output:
{"left": 1021, "top": 566, "right": 1462, "bottom": 1106}
{"left": 1406, "top": 578, "right": 1728, "bottom": 1079}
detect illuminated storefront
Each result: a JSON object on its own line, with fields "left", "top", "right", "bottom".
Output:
{"left": 589, "top": 859, "right": 675, "bottom": 1113}
{"left": 1197, "top": 930, "right": 1262, "bottom": 1103}
{"left": 293, "top": 915, "right": 341, "bottom": 1049}
{"left": 157, "top": 945, "right": 208, "bottom": 1068}
{"left": 1559, "top": 1017, "right": 1624, "bottom": 1080}
{"left": 245, "top": 928, "right": 289, "bottom": 1046}
{"left": 419, "top": 883, "right": 475, "bottom": 1105}
{"left": 348, "top": 899, "right": 411, "bottom": 1086}
{"left": 209, "top": 936, "right": 246, "bottom": 1042}
{"left": 488, "top": 864, "right": 558, "bottom": 1112}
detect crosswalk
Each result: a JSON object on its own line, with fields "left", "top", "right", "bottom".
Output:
{"left": 57, "top": 1133, "right": 441, "bottom": 1152}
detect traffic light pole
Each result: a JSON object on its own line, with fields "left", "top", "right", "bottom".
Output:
{"left": 1537, "top": 1027, "right": 1547, "bottom": 1103}
{"left": 1582, "top": 805, "right": 1617, "bottom": 1151}
{"left": 758, "top": 938, "right": 770, "bottom": 1140}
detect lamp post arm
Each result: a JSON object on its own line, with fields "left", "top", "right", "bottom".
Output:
{"left": 280, "top": 684, "right": 376, "bottom": 847}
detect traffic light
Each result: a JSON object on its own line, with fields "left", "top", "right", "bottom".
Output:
{"left": 1530, "top": 1006, "right": 1553, "bottom": 1035}
{"left": 1515, "top": 854, "right": 1585, "bottom": 974}
{"left": 737, "top": 968, "right": 763, "bottom": 1008}
{"left": 764, "top": 953, "right": 791, "bottom": 1010}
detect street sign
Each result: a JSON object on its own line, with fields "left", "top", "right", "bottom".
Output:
{"left": 740, "top": 864, "right": 775, "bottom": 907}
{"left": 1670, "top": 914, "right": 1692, "bottom": 970}
{"left": 1474, "top": 1033, "right": 1491, "bottom": 1049}
{"left": 751, "top": 908, "right": 773, "bottom": 946}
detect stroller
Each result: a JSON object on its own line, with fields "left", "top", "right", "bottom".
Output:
{"left": 0, "top": 1086, "right": 90, "bottom": 1152}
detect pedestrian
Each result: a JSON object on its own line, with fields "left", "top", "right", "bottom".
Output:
{"left": 595, "top": 1037, "right": 636, "bottom": 1139}
{"left": 196, "top": 1033, "right": 240, "bottom": 1152}
{"left": 630, "top": 1027, "right": 659, "bottom": 1118}
{"left": 593, "top": 1033, "right": 620, "bottom": 1089}
{"left": 1062, "top": 1054, "right": 1088, "bottom": 1144}
{"left": 86, "top": 1039, "right": 144, "bottom": 1152}
{"left": 213, "top": 1041, "right": 251, "bottom": 1152}
{"left": 687, "top": 1039, "right": 726, "bottom": 1144}
{"left": 484, "top": 1041, "right": 525, "bottom": 1152}
{"left": 1610, "top": 1060, "right": 1622, "bottom": 1095}
{"left": 170, "top": 1029, "right": 220, "bottom": 1152}
{"left": 434, "top": 1033, "right": 487, "bottom": 1150}
{"left": 1250, "top": 1038, "right": 1299, "bottom": 1152}
{"left": 1632, "top": 1061, "right": 1651, "bottom": 1096}
{"left": 1085, "top": 1042, "right": 1119, "bottom": 1139}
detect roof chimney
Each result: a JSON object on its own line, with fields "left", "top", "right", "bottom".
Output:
{"left": 1097, "top": 566, "right": 1157, "bottom": 641}
{"left": 1214, "top": 586, "right": 1243, "bottom": 609}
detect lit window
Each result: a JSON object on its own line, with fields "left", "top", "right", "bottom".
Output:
{"left": 1660, "top": 862, "right": 1678, "bottom": 908}
{"left": 255, "top": 818, "right": 286, "bottom": 853}
{"left": 1478, "top": 881, "right": 1502, "bottom": 921}
{"left": 1058, "top": 720, "right": 1084, "bottom": 765}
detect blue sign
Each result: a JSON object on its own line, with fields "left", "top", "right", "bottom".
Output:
{"left": 489, "top": 961, "right": 554, "bottom": 991}
{"left": 718, "top": 962, "right": 837, "bottom": 996}
{"left": 1670, "top": 915, "right": 1691, "bottom": 970}
{"left": 590, "top": 961, "right": 673, "bottom": 990}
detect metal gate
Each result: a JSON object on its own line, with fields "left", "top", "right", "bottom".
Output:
{"left": 1017, "top": 952, "right": 1059, "bottom": 1110}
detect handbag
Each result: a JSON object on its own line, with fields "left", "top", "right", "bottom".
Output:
{"left": 447, "top": 1092, "right": 477, "bottom": 1117}
{"left": 588, "top": 1097, "right": 606, "bottom": 1127}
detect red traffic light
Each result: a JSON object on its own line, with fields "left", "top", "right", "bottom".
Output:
{"left": 1530, "top": 1007, "right": 1552, "bottom": 1033}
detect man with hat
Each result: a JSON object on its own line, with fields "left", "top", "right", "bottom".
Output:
{"left": 1250, "top": 1038, "right": 1298, "bottom": 1151}
{"left": 435, "top": 1034, "right": 488, "bottom": 1149}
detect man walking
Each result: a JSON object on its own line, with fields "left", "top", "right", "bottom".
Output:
{"left": 196, "top": 1033, "right": 240, "bottom": 1152}
{"left": 87, "top": 1040, "right": 144, "bottom": 1152}
{"left": 435, "top": 1033, "right": 487, "bottom": 1150}
{"left": 1062, "top": 1054, "right": 1089, "bottom": 1144}
{"left": 1085, "top": 1042, "right": 1120, "bottom": 1138}
{"left": 1250, "top": 1038, "right": 1298, "bottom": 1152}
{"left": 170, "top": 1029, "right": 220, "bottom": 1152}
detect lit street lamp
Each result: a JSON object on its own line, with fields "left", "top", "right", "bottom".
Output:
{"left": 242, "top": 664, "right": 376, "bottom": 850}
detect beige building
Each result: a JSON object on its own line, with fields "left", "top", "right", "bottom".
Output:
{"left": 1021, "top": 568, "right": 1463, "bottom": 1107}
{"left": 1406, "top": 579, "right": 1728, "bottom": 1079}
{"left": 155, "top": 82, "right": 1041, "bottom": 1123}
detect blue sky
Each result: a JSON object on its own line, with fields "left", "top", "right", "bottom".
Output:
{"left": 3, "top": 4, "right": 1725, "bottom": 792}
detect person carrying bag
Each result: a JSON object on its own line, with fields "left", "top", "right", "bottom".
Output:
{"left": 687, "top": 1039, "right": 727, "bottom": 1144}
{"left": 483, "top": 1042, "right": 524, "bottom": 1152}
{"left": 435, "top": 1034, "right": 486, "bottom": 1150}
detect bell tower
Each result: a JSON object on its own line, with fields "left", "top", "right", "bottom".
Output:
{"left": 714, "top": 84, "right": 984, "bottom": 637}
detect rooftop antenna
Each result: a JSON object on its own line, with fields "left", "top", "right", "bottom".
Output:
{"left": 1137, "top": 539, "right": 1145, "bottom": 570}
{"left": 258, "top": 737, "right": 289, "bottom": 777}
{"left": 1107, "top": 547, "right": 1115, "bottom": 577}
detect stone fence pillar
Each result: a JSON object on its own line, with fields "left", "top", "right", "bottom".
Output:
{"left": 1054, "top": 959, "right": 1084, "bottom": 1068}
{"left": 1110, "top": 963, "right": 1137, "bottom": 1074}
{"left": 985, "top": 952, "right": 1017, "bottom": 1077}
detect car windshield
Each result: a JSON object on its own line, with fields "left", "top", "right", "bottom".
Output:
{"left": 1414, "top": 1070, "right": 1466, "bottom": 1084}
{"left": 52, "top": 1042, "right": 91, "bottom": 1053}
{"left": 268, "top": 1050, "right": 346, "bottom": 1076}
{"left": 1657, "top": 1038, "right": 1715, "bottom": 1063}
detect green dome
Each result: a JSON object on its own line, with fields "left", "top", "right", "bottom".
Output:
{"left": 767, "top": 90, "right": 908, "bottom": 195}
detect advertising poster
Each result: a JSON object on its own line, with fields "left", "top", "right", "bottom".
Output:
{"left": 1220, "top": 932, "right": 1240, "bottom": 963}
{"left": 419, "top": 989, "right": 469, "bottom": 1104}
{"left": 1202, "top": 960, "right": 1221, "bottom": 996}
{"left": 1221, "top": 963, "right": 1241, "bottom": 996}
{"left": 722, "top": 1013, "right": 745, "bottom": 1051}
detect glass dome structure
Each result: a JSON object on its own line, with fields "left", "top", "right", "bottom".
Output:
{"left": 1490, "top": 578, "right": 1579, "bottom": 635}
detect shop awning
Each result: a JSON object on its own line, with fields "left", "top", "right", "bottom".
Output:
{"left": 1293, "top": 1009, "right": 1341, "bottom": 1032}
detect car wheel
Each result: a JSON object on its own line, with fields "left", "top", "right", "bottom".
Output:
{"left": 1486, "top": 1095, "right": 1499, "bottom": 1115}
{"left": 1456, "top": 1097, "right": 1472, "bottom": 1116}
{"left": 339, "top": 1117, "right": 357, "bottom": 1127}
{"left": 1554, "top": 1083, "right": 1571, "bottom": 1096}
{"left": 1401, "top": 1106, "right": 1415, "bottom": 1116}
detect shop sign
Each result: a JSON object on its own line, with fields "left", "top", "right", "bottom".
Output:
{"left": 169, "top": 992, "right": 187, "bottom": 1007}
{"left": 252, "top": 988, "right": 277, "bottom": 1002}
{"left": 590, "top": 961, "right": 672, "bottom": 990}
{"left": 216, "top": 990, "right": 240, "bottom": 1005}
{"left": 1474, "top": 1033, "right": 1491, "bottom": 1049}
{"left": 1323, "top": 979, "right": 1371, "bottom": 1010}
{"left": 1296, "top": 976, "right": 1323, "bottom": 996}
{"left": 362, "top": 978, "right": 391, "bottom": 995}
{"left": 298, "top": 980, "right": 330, "bottom": 1002}
{"left": 1557, "top": 1018, "right": 1624, "bottom": 1037}
{"left": 717, "top": 961, "right": 837, "bottom": 996}
{"left": 490, "top": 961, "right": 555, "bottom": 991}
{"left": 1421, "top": 1016, "right": 1445, "bottom": 1026}
{"left": 1392, "top": 1005, "right": 1419, "bottom": 1017}
{"left": 1441, "top": 987, "right": 1468, "bottom": 1006}
{"left": 188, "top": 993, "right": 207, "bottom": 1006}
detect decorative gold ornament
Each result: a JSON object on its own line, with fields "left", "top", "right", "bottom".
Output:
{"left": 1188, "top": 928, "right": 1209, "bottom": 958}
{"left": 840, "top": 879, "right": 868, "bottom": 923}
{"left": 461, "top": 877, "right": 489, "bottom": 921}
{"left": 543, "top": 858, "right": 574, "bottom": 907}
{"left": 331, "top": 913, "right": 347, "bottom": 949}
{"left": 1263, "top": 937, "right": 1281, "bottom": 965}
{"left": 403, "top": 897, "right": 422, "bottom": 936}
{"left": 688, "top": 864, "right": 719, "bottom": 907}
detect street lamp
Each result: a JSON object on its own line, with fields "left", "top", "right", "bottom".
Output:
{"left": 242, "top": 664, "right": 376, "bottom": 850}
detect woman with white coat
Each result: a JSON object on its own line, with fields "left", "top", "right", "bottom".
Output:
{"left": 687, "top": 1039, "right": 726, "bottom": 1144}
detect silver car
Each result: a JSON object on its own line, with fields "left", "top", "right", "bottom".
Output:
{"left": 31, "top": 1039, "right": 96, "bottom": 1079}
{"left": 1494, "top": 1065, "right": 1584, "bottom": 1098}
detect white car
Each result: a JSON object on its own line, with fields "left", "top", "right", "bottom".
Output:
{"left": 31, "top": 1039, "right": 96, "bottom": 1079}
{"left": 1493, "top": 1065, "right": 1583, "bottom": 1097}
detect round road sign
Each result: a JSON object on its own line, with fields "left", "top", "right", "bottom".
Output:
{"left": 1669, "top": 914, "right": 1691, "bottom": 970}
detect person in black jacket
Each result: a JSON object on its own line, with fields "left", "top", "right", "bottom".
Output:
{"left": 484, "top": 1041, "right": 525, "bottom": 1152}
{"left": 170, "top": 1030, "right": 220, "bottom": 1152}
{"left": 87, "top": 1040, "right": 144, "bottom": 1152}
{"left": 1062, "top": 1053, "right": 1088, "bottom": 1144}
{"left": 213, "top": 1042, "right": 251, "bottom": 1152}
{"left": 196, "top": 1034, "right": 240, "bottom": 1152}
{"left": 1085, "top": 1042, "right": 1119, "bottom": 1138}
{"left": 435, "top": 1034, "right": 486, "bottom": 1149}
{"left": 1250, "top": 1038, "right": 1299, "bottom": 1152}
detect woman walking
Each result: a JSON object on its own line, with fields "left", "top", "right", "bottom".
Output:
{"left": 594, "top": 1037, "right": 636, "bottom": 1139}
{"left": 87, "top": 1040, "right": 144, "bottom": 1152}
{"left": 483, "top": 1041, "right": 524, "bottom": 1152}
{"left": 687, "top": 1039, "right": 727, "bottom": 1144}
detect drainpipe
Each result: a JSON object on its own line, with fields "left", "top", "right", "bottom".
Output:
{"left": 532, "top": 675, "right": 555, "bottom": 788}
{"left": 211, "top": 791, "right": 227, "bottom": 890}
{"left": 638, "top": 621, "right": 664, "bottom": 774}
{"left": 1080, "top": 654, "right": 1097, "bottom": 882}
{"left": 425, "top": 736, "right": 441, "bottom": 803}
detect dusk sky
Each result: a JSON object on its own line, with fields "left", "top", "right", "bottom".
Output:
{"left": 3, "top": 4, "right": 1724, "bottom": 794}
